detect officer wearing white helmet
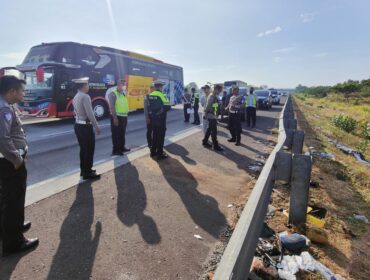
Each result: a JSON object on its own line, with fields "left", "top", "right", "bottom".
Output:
{"left": 72, "top": 77, "right": 101, "bottom": 180}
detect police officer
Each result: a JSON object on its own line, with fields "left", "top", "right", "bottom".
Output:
{"left": 246, "top": 87, "right": 257, "bottom": 128}
{"left": 144, "top": 83, "right": 154, "bottom": 148}
{"left": 0, "top": 75, "right": 39, "bottom": 256}
{"left": 226, "top": 86, "right": 243, "bottom": 145}
{"left": 200, "top": 85, "right": 211, "bottom": 135}
{"left": 202, "top": 84, "right": 223, "bottom": 151}
{"left": 108, "top": 79, "right": 130, "bottom": 156}
{"left": 148, "top": 81, "right": 171, "bottom": 160}
{"left": 182, "top": 87, "right": 192, "bottom": 123}
{"left": 72, "top": 77, "right": 101, "bottom": 180}
{"left": 191, "top": 87, "right": 200, "bottom": 125}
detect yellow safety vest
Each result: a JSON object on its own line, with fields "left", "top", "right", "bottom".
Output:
{"left": 248, "top": 94, "right": 257, "bottom": 107}
{"left": 113, "top": 89, "right": 129, "bottom": 117}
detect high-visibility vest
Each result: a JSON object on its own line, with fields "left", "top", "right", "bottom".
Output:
{"left": 248, "top": 94, "right": 257, "bottom": 107}
{"left": 212, "top": 98, "right": 219, "bottom": 115}
{"left": 148, "top": 90, "right": 170, "bottom": 114}
{"left": 113, "top": 89, "right": 129, "bottom": 117}
{"left": 192, "top": 92, "right": 200, "bottom": 106}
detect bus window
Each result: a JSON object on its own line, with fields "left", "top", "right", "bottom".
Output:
{"left": 23, "top": 45, "right": 57, "bottom": 64}
{"left": 158, "top": 66, "right": 169, "bottom": 79}
{"left": 58, "top": 44, "right": 77, "bottom": 64}
{"left": 78, "top": 47, "right": 98, "bottom": 66}
{"left": 129, "top": 60, "right": 145, "bottom": 76}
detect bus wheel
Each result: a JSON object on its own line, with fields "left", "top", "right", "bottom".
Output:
{"left": 92, "top": 100, "right": 108, "bottom": 120}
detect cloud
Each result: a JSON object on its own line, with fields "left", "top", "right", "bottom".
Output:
{"left": 272, "top": 47, "right": 295, "bottom": 53}
{"left": 273, "top": 57, "right": 282, "bottom": 63}
{"left": 257, "top": 26, "right": 282, "bottom": 37}
{"left": 0, "top": 52, "right": 27, "bottom": 60}
{"left": 314, "top": 52, "right": 328, "bottom": 58}
{"left": 300, "top": 13, "right": 316, "bottom": 23}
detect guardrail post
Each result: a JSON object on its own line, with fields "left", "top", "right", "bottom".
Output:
{"left": 287, "top": 119, "right": 297, "bottom": 130}
{"left": 292, "top": 130, "right": 305, "bottom": 154}
{"left": 289, "top": 154, "right": 312, "bottom": 225}
{"left": 284, "top": 129, "right": 294, "bottom": 149}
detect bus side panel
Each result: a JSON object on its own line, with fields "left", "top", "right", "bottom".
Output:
{"left": 172, "top": 80, "right": 184, "bottom": 105}
{"left": 126, "top": 75, "right": 153, "bottom": 110}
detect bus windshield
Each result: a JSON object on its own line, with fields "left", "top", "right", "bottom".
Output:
{"left": 24, "top": 69, "right": 54, "bottom": 90}
{"left": 22, "top": 45, "right": 57, "bottom": 64}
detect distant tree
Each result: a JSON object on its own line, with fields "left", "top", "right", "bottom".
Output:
{"left": 295, "top": 84, "right": 308, "bottom": 93}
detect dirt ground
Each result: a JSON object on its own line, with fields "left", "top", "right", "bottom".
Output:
{"left": 265, "top": 99, "right": 370, "bottom": 280}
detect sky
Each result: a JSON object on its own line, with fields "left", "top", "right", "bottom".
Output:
{"left": 0, "top": 0, "right": 369, "bottom": 88}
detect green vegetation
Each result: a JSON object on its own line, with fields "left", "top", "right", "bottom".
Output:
{"left": 331, "top": 115, "right": 357, "bottom": 133}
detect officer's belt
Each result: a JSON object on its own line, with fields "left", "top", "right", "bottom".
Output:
{"left": 0, "top": 147, "right": 28, "bottom": 159}
{"left": 75, "top": 119, "right": 91, "bottom": 125}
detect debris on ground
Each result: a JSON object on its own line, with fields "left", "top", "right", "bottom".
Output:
{"left": 279, "top": 232, "right": 309, "bottom": 254}
{"left": 227, "top": 204, "right": 233, "bottom": 208}
{"left": 306, "top": 227, "right": 329, "bottom": 245}
{"left": 318, "top": 152, "right": 335, "bottom": 160}
{"left": 353, "top": 214, "right": 369, "bottom": 224}
{"left": 251, "top": 257, "right": 278, "bottom": 279}
{"left": 249, "top": 165, "right": 263, "bottom": 172}
{"left": 336, "top": 143, "right": 370, "bottom": 167}
{"left": 194, "top": 234, "right": 203, "bottom": 240}
{"left": 309, "top": 180, "right": 320, "bottom": 188}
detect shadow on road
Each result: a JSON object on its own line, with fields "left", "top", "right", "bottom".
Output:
{"left": 157, "top": 156, "right": 228, "bottom": 238}
{"left": 114, "top": 161, "right": 161, "bottom": 245}
{"left": 47, "top": 181, "right": 101, "bottom": 280}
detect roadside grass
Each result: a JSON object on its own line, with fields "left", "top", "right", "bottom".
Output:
{"left": 294, "top": 94, "right": 370, "bottom": 204}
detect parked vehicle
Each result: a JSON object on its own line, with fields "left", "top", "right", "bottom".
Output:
{"left": 254, "top": 90, "right": 272, "bottom": 109}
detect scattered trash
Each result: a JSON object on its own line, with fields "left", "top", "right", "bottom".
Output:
{"left": 111, "top": 196, "right": 115, "bottom": 200}
{"left": 306, "top": 227, "right": 329, "bottom": 245}
{"left": 194, "top": 234, "right": 203, "bottom": 240}
{"left": 277, "top": 251, "right": 343, "bottom": 280}
{"left": 227, "top": 204, "right": 233, "bottom": 208}
{"left": 319, "top": 152, "right": 335, "bottom": 160}
{"left": 267, "top": 205, "right": 276, "bottom": 217}
{"left": 279, "top": 232, "right": 309, "bottom": 253}
{"left": 307, "top": 206, "right": 327, "bottom": 228}
{"left": 353, "top": 214, "right": 369, "bottom": 224}
{"left": 252, "top": 257, "right": 279, "bottom": 279}
{"left": 207, "top": 271, "right": 214, "bottom": 279}
{"left": 336, "top": 143, "right": 370, "bottom": 167}
{"left": 249, "top": 165, "right": 263, "bottom": 172}
{"left": 309, "top": 180, "right": 320, "bottom": 188}
{"left": 123, "top": 240, "right": 128, "bottom": 243}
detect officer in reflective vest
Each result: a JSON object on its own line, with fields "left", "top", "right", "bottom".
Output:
{"left": 191, "top": 87, "right": 200, "bottom": 125}
{"left": 148, "top": 81, "right": 171, "bottom": 160}
{"left": 0, "top": 75, "right": 39, "bottom": 256}
{"left": 108, "top": 79, "right": 130, "bottom": 156}
{"left": 226, "top": 86, "right": 243, "bottom": 145}
{"left": 246, "top": 87, "right": 257, "bottom": 128}
{"left": 202, "top": 84, "right": 223, "bottom": 151}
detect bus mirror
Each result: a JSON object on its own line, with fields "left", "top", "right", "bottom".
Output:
{"left": 36, "top": 67, "right": 44, "bottom": 82}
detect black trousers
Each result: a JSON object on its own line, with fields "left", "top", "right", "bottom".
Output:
{"left": 183, "top": 103, "right": 191, "bottom": 122}
{"left": 229, "top": 113, "right": 242, "bottom": 143}
{"left": 74, "top": 124, "right": 95, "bottom": 176}
{"left": 0, "top": 159, "right": 27, "bottom": 248}
{"left": 246, "top": 107, "right": 257, "bottom": 127}
{"left": 193, "top": 104, "right": 200, "bottom": 124}
{"left": 151, "top": 122, "right": 166, "bottom": 155}
{"left": 147, "top": 121, "right": 153, "bottom": 148}
{"left": 203, "top": 119, "right": 219, "bottom": 146}
{"left": 111, "top": 116, "right": 128, "bottom": 153}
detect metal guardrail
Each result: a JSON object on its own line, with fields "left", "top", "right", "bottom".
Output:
{"left": 214, "top": 95, "right": 308, "bottom": 279}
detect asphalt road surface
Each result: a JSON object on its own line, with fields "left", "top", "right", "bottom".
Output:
{"left": 23, "top": 101, "right": 285, "bottom": 186}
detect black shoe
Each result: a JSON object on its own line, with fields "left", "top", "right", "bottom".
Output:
{"left": 202, "top": 141, "right": 212, "bottom": 148}
{"left": 22, "top": 221, "right": 31, "bottom": 233}
{"left": 213, "top": 146, "right": 224, "bottom": 151}
{"left": 235, "top": 142, "right": 241, "bottom": 146}
{"left": 112, "top": 151, "right": 124, "bottom": 156}
{"left": 123, "top": 147, "right": 131, "bottom": 152}
{"left": 83, "top": 173, "right": 101, "bottom": 180}
{"left": 3, "top": 238, "right": 39, "bottom": 257}
{"left": 156, "top": 153, "right": 168, "bottom": 160}
{"left": 227, "top": 138, "right": 236, "bottom": 142}
{"left": 150, "top": 152, "right": 157, "bottom": 158}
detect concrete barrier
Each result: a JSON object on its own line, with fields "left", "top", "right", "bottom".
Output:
{"left": 214, "top": 95, "right": 312, "bottom": 279}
